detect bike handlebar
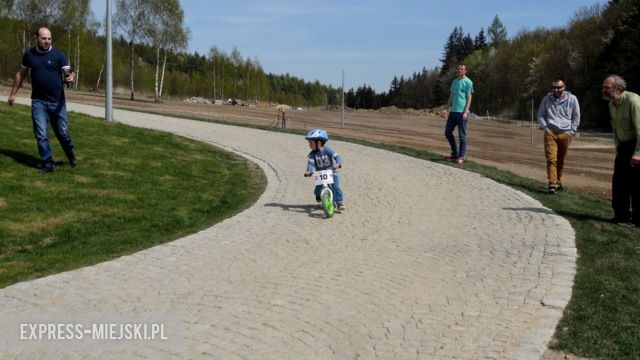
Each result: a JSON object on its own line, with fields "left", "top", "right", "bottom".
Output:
{"left": 305, "top": 165, "right": 342, "bottom": 178}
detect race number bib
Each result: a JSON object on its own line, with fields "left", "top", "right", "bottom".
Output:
{"left": 314, "top": 169, "right": 334, "bottom": 186}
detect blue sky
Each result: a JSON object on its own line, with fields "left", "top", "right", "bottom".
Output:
{"left": 93, "top": 0, "right": 606, "bottom": 92}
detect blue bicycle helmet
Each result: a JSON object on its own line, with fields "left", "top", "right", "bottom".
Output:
{"left": 305, "top": 128, "right": 329, "bottom": 142}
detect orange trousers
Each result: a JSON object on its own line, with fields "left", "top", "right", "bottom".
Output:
{"left": 544, "top": 130, "right": 573, "bottom": 189}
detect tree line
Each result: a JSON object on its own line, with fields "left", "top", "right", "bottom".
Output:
{"left": 346, "top": 0, "right": 640, "bottom": 129}
{"left": 0, "top": 0, "right": 341, "bottom": 107}
{"left": 1, "top": 0, "right": 638, "bottom": 126}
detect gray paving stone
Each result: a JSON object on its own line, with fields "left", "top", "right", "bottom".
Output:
{"left": 0, "top": 98, "right": 577, "bottom": 359}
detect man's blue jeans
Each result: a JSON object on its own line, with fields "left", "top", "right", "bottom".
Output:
{"left": 31, "top": 99, "right": 75, "bottom": 166}
{"left": 444, "top": 111, "right": 467, "bottom": 158}
{"left": 314, "top": 172, "right": 344, "bottom": 203}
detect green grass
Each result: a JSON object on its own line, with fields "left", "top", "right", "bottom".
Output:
{"left": 139, "top": 112, "right": 639, "bottom": 359}
{"left": 0, "top": 104, "right": 266, "bottom": 288}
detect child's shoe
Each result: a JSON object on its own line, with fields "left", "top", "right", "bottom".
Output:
{"left": 337, "top": 202, "right": 345, "bottom": 211}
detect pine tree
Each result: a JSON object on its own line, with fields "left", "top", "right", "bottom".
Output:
{"left": 474, "top": 28, "right": 487, "bottom": 50}
{"left": 388, "top": 76, "right": 400, "bottom": 106}
{"left": 461, "top": 33, "right": 475, "bottom": 60}
{"left": 487, "top": 15, "right": 508, "bottom": 46}
{"left": 433, "top": 77, "right": 447, "bottom": 106}
{"left": 439, "top": 26, "right": 462, "bottom": 75}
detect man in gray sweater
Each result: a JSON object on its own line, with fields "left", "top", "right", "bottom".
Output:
{"left": 537, "top": 79, "right": 581, "bottom": 194}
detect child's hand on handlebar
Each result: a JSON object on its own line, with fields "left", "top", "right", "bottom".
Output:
{"left": 334, "top": 164, "right": 342, "bottom": 169}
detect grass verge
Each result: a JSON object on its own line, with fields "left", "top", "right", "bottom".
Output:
{"left": 0, "top": 104, "right": 266, "bottom": 288}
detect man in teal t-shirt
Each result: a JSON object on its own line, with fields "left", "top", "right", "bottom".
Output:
{"left": 444, "top": 64, "right": 474, "bottom": 165}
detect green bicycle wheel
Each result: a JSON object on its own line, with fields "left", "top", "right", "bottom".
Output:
{"left": 321, "top": 188, "right": 335, "bottom": 218}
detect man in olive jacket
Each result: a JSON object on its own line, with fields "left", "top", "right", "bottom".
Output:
{"left": 602, "top": 75, "right": 640, "bottom": 227}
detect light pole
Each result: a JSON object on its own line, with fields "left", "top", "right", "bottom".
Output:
{"left": 105, "top": 0, "right": 113, "bottom": 122}
{"left": 341, "top": 70, "right": 345, "bottom": 128}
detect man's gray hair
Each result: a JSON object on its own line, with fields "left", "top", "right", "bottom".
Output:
{"left": 607, "top": 74, "right": 627, "bottom": 91}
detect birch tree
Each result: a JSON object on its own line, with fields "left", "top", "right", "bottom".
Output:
{"left": 0, "top": 0, "right": 15, "bottom": 17}
{"left": 244, "top": 57, "right": 252, "bottom": 100}
{"left": 147, "top": 0, "right": 189, "bottom": 102}
{"left": 253, "top": 56, "right": 262, "bottom": 100}
{"left": 61, "top": 0, "right": 92, "bottom": 88}
{"left": 230, "top": 47, "right": 242, "bottom": 99}
{"left": 14, "top": 0, "right": 63, "bottom": 52}
{"left": 14, "top": 0, "right": 61, "bottom": 25}
{"left": 159, "top": 29, "right": 188, "bottom": 100}
{"left": 114, "top": 0, "right": 150, "bottom": 100}
{"left": 208, "top": 46, "right": 227, "bottom": 100}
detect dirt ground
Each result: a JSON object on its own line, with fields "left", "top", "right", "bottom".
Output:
{"left": 55, "top": 89, "right": 618, "bottom": 200}
{"left": 1, "top": 86, "right": 615, "bottom": 201}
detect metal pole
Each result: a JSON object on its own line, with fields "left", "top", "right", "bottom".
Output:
{"left": 530, "top": 98, "right": 534, "bottom": 144}
{"left": 105, "top": 0, "right": 113, "bottom": 122}
{"left": 341, "top": 70, "right": 345, "bottom": 128}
